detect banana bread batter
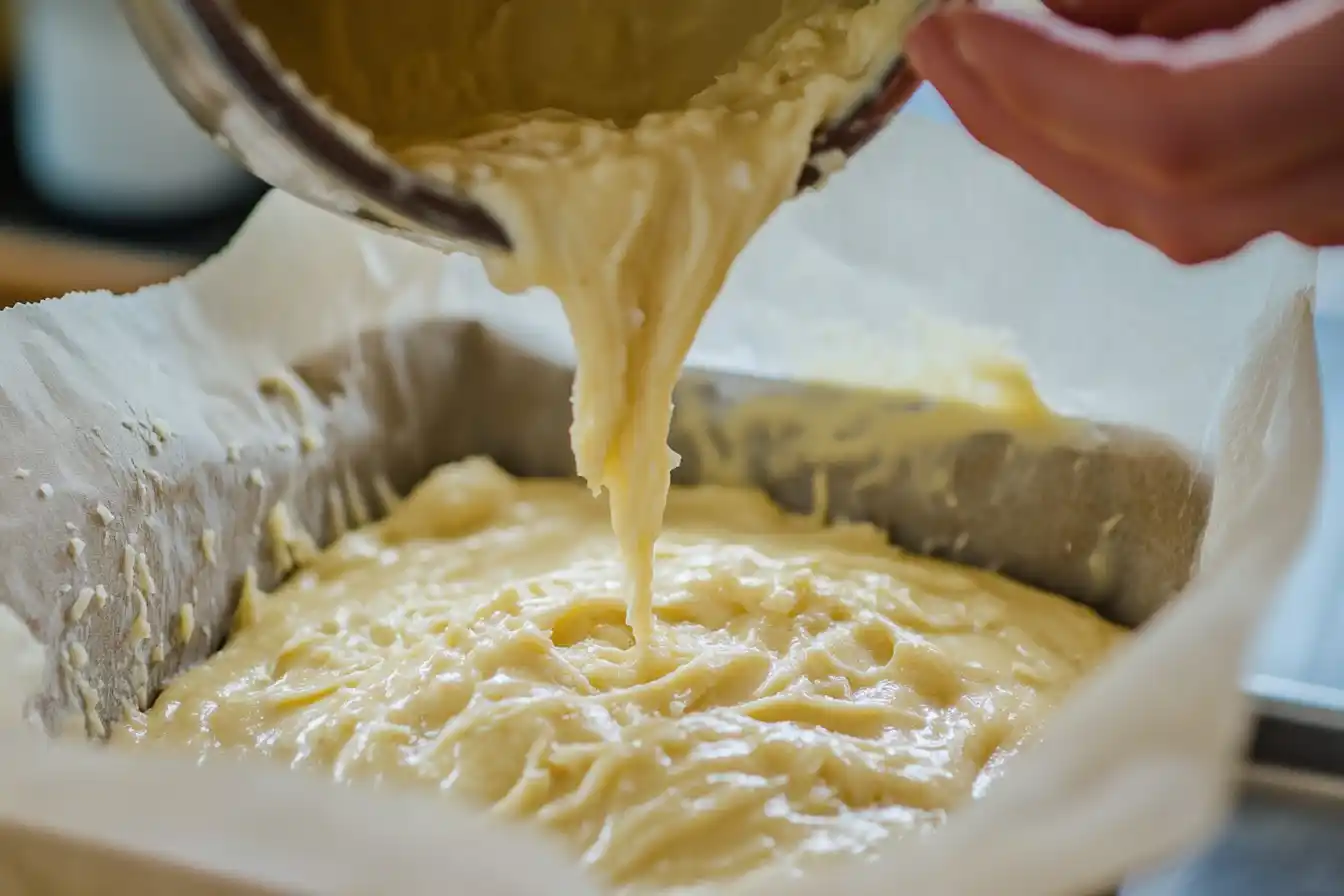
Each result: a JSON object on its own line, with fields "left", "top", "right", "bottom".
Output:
{"left": 117, "top": 458, "right": 1126, "bottom": 892}
{"left": 239, "top": 0, "right": 925, "bottom": 642}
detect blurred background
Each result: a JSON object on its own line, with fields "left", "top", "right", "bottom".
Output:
{"left": 0, "top": 0, "right": 264, "bottom": 309}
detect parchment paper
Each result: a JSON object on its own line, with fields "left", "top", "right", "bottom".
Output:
{"left": 0, "top": 113, "right": 1323, "bottom": 896}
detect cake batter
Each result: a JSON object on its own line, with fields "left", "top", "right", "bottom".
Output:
{"left": 117, "top": 458, "right": 1126, "bottom": 892}
{"left": 238, "top": 0, "right": 925, "bottom": 642}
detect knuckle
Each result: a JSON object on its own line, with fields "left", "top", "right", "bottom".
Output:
{"left": 1083, "top": 202, "right": 1128, "bottom": 234}
{"left": 1153, "top": 225, "right": 1234, "bottom": 265}
{"left": 1159, "top": 239, "right": 1222, "bottom": 266}
{"left": 1150, "top": 225, "right": 1213, "bottom": 263}
{"left": 1127, "top": 201, "right": 1227, "bottom": 265}
{"left": 1126, "top": 81, "right": 1215, "bottom": 191}
{"left": 957, "top": 116, "right": 1014, "bottom": 162}
{"left": 1137, "top": 123, "right": 1210, "bottom": 189}
{"left": 1285, "top": 221, "right": 1344, "bottom": 250}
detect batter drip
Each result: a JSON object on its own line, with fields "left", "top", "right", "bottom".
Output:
{"left": 239, "top": 0, "right": 925, "bottom": 642}
{"left": 117, "top": 459, "right": 1126, "bottom": 892}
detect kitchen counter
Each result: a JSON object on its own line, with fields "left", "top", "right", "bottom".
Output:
{"left": 1126, "top": 771, "right": 1344, "bottom": 896}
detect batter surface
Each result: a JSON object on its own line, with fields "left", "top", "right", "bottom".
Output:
{"left": 117, "top": 458, "right": 1126, "bottom": 892}
{"left": 238, "top": 0, "right": 924, "bottom": 642}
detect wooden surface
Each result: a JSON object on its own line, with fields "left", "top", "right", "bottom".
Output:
{"left": 0, "top": 229, "right": 196, "bottom": 309}
{"left": 0, "top": 0, "right": 11, "bottom": 83}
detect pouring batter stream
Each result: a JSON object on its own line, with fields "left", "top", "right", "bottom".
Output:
{"left": 240, "top": 0, "right": 926, "bottom": 642}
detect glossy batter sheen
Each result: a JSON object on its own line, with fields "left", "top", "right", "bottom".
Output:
{"left": 239, "top": 0, "right": 924, "bottom": 642}
{"left": 118, "top": 459, "right": 1126, "bottom": 891}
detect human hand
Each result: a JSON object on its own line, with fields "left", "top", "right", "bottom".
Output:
{"left": 905, "top": 0, "right": 1344, "bottom": 263}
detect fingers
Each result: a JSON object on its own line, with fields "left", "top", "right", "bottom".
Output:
{"left": 934, "top": 12, "right": 1182, "bottom": 189}
{"left": 906, "top": 13, "right": 1132, "bottom": 231}
{"left": 1135, "top": 152, "right": 1344, "bottom": 262}
{"left": 927, "top": 6, "right": 1344, "bottom": 193}
{"left": 904, "top": 11, "right": 1344, "bottom": 263}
